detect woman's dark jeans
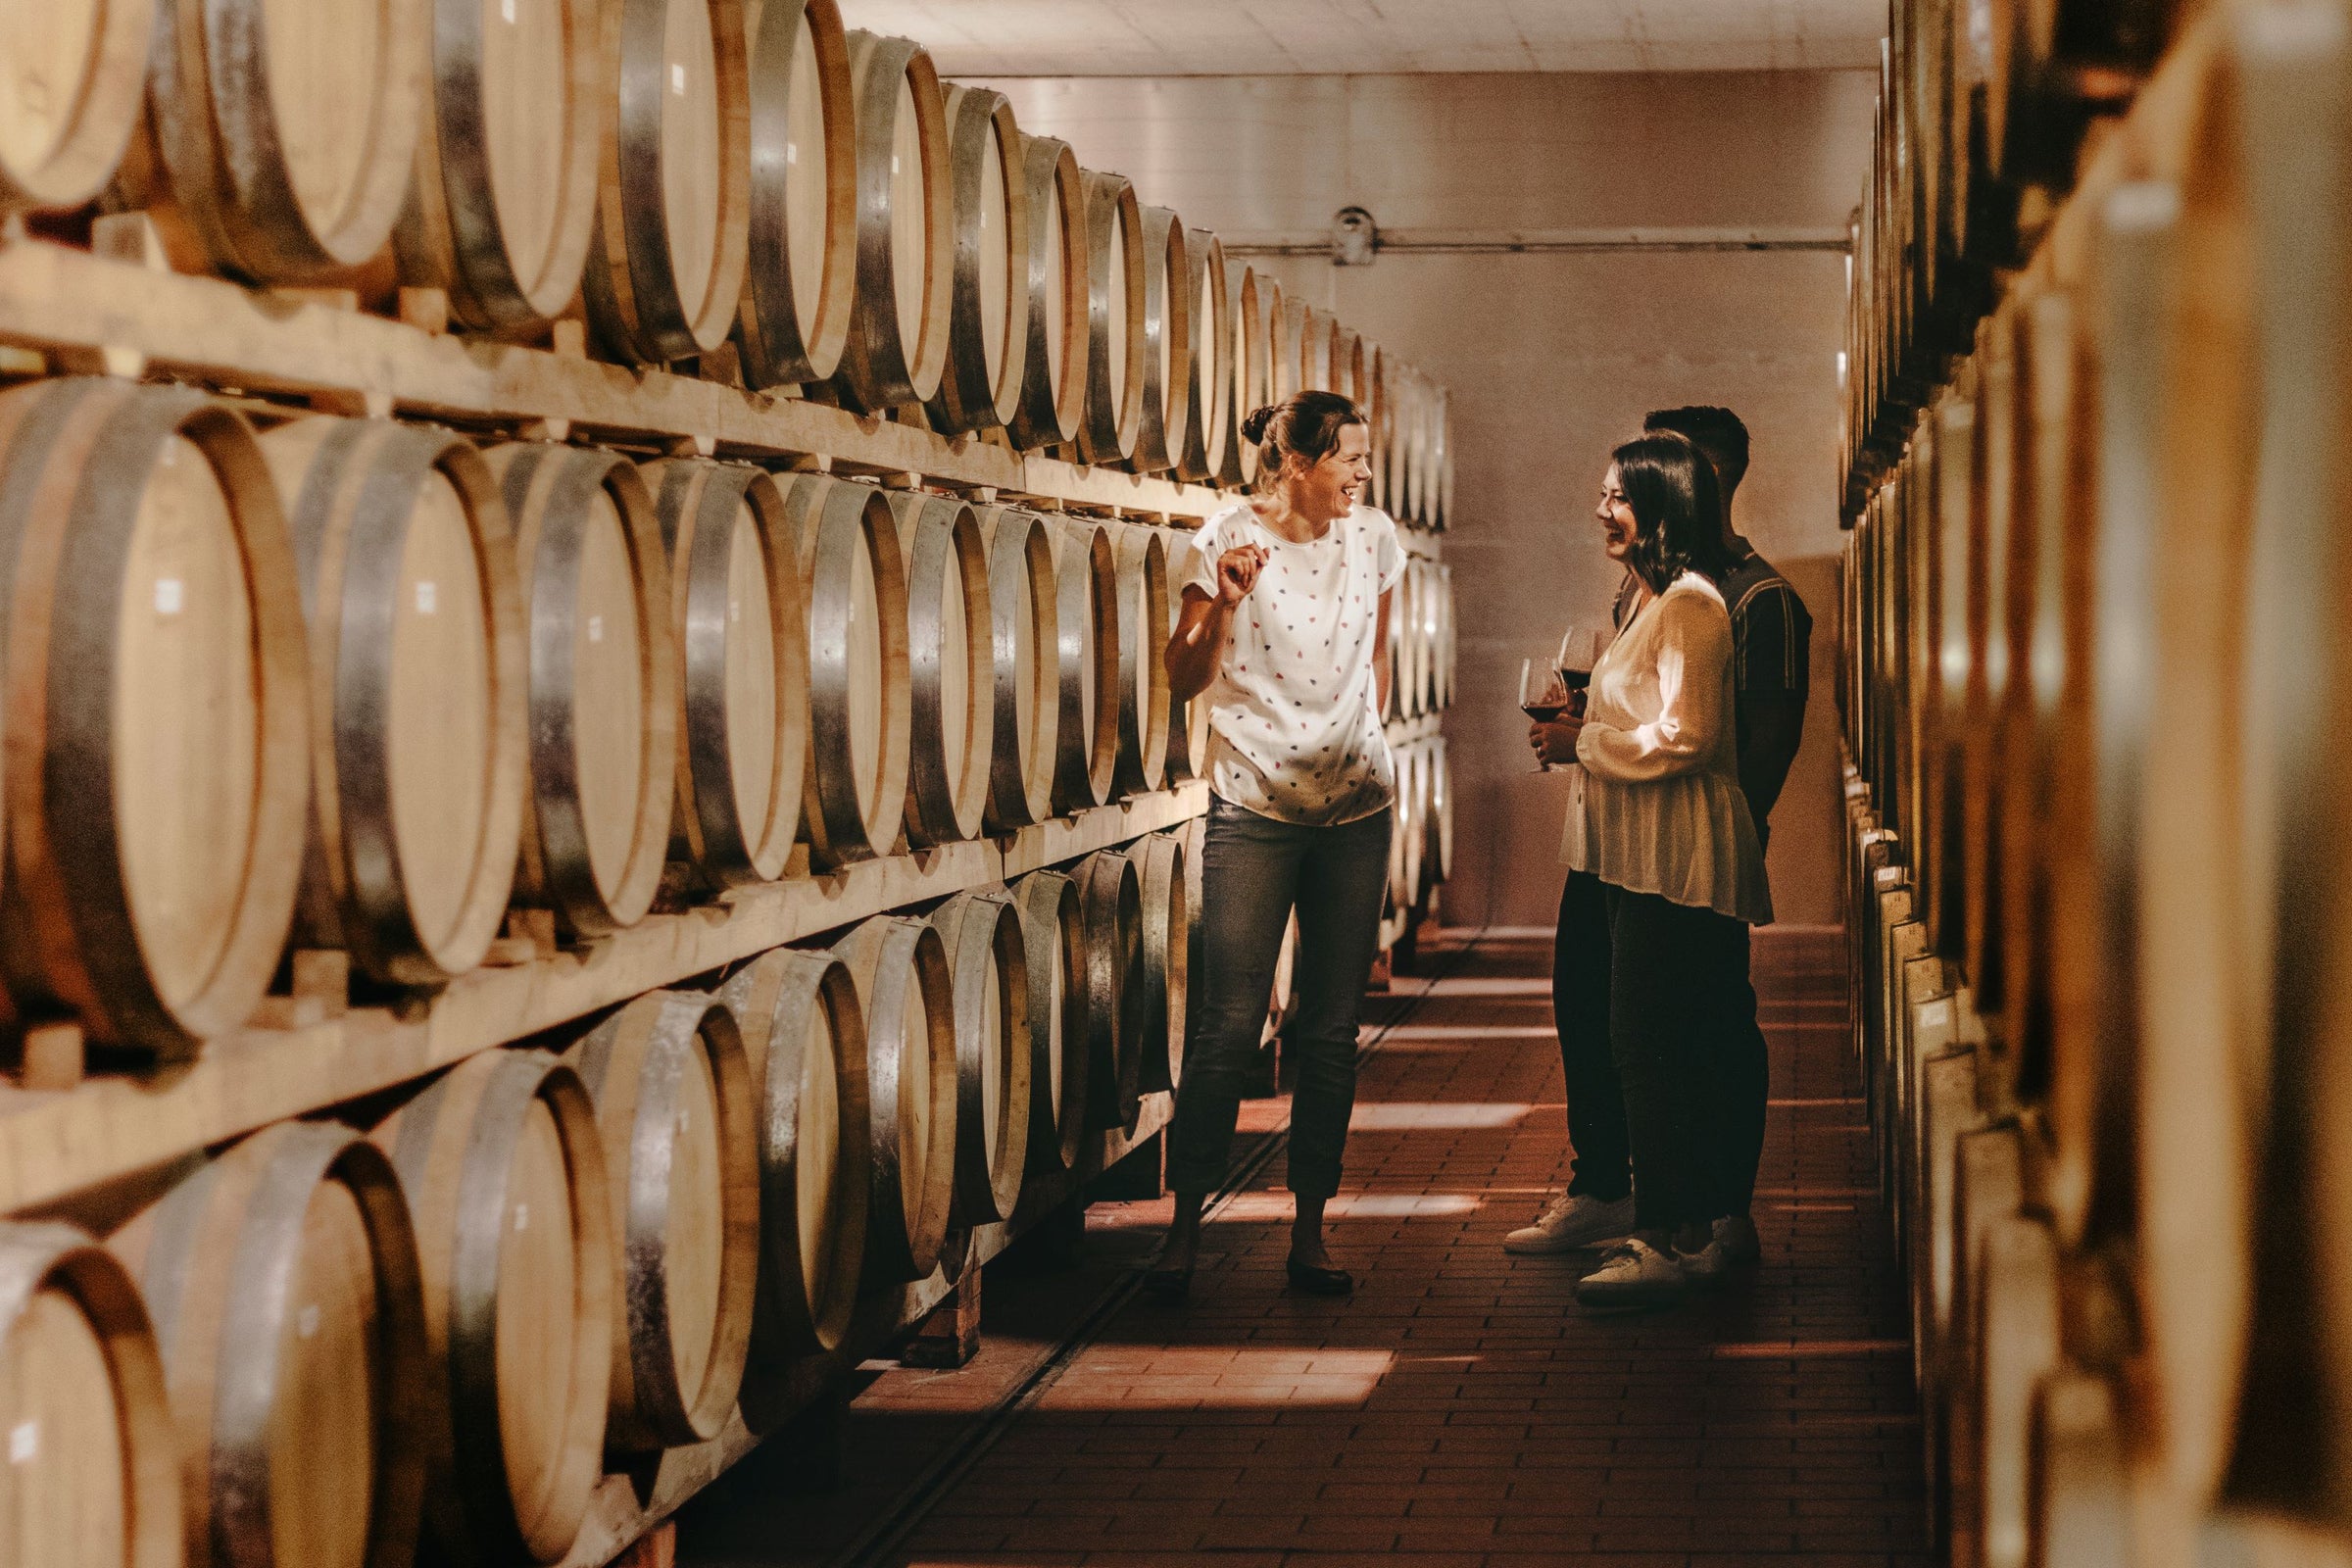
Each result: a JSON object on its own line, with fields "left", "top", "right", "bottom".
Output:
{"left": 1165, "top": 798, "right": 1395, "bottom": 1199}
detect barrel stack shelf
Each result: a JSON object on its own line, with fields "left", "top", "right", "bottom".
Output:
{"left": 0, "top": 2, "right": 1455, "bottom": 1565}
{"left": 1838, "top": 1, "right": 2352, "bottom": 1564}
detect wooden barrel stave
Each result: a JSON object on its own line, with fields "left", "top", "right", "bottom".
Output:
{"left": 1134, "top": 833, "right": 1187, "bottom": 1097}
{"left": 972, "top": 505, "right": 1060, "bottom": 833}
{"left": 370, "top": 1048, "right": 613, "bottom": 1566}
{"left": 396, "top": 0, "right": 607, "bottom": 331}
{"left": 0, "top": 0, "right": 155, "bottom": 215}
{"left": 583, "top": 0, "right": 753, "bottom": 365}
{"left": 1004, "top": 133, "right": 1089, "bottom": 453}
{"left": 1075, "top": 849, "right": 1144, "bottom": 1134}
{"left": 1012, "top": 869, "right": 1087, "bottom": 1175}
{"left": 1125, "top": 205, "right": 1192, "bottom": 475}
{"left": 1075, "top": 169, "right": 1145, "bottom": 466}
{"left": 263, "top": 416, "right": 528, "bottom": 986}
{"left": 1273, "top": 295, "right": 1308, "bottom": 405}
{"left": 644, "top": 458, "right": 810, "bottom": 889}
{"left": 0, "top": 377, "right": 309, "bottom": 1054}
{"left": 832, "top": 30, "right": 953, "bottom": 412}
{"left": 1046, "top": 515, "right": 1120, "bottom": 813}
{"left": 1106, "top": 522, "right": 1170, "bottom": 799}
{"left": 924, "top": 85, "right": 1030, "bottom": 436}
{"left": 110, "top": 1120, "right": 428, "bottom": 1568}
{"left": 930, "top": 889, "right": 1031, "bottom": 1226}
{"left": 779, "top": 473, "right": 912, "bottom": 865}
{"left": 879, "top": 489, "right": 993, "bottom": 849}
{"left": 1226, "top": 262, "right": 1271, "bottom": 489}
{"left": 1178, "top": 226, "right": 1231, "bottom": 485}
{"left": 0, "top": 1220, "right": 180, "bottom": 1568}
{"left": 485, "top": 442, "right": 678, "bottom": 936}
{"left": 833, "top": 914, "right": 958, "bottom": 1283}
{"left": 715, "top": 948, "right": 867, "bottom": 1425}
{"left": 734, "top": 0, "right": 858, "bottom": 388}
{"left": 1159, "top": 529, "right": 1207, "bottom": 786}
{"left": 563, "top": 990, "right": 760, "bottom": 1451}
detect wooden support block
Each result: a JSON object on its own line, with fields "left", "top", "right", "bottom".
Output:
{"left": 270, "top": 286, "right": 362, "bottom": 314}
{"left": 665, "top": 432, "right": 718, "bottom": 459}
{"left": 516, "top": 416, "right": 572, "bottom": 444}
{"left": 254, "top": 950, "right": 352, "bottom": 1030}
{"left": 611, "top": 1521, "right": 675, "bottom": 1568}
{"left": 782, "top": 453, "right": 833, "bottom": 473}
{"left": 878, "top": 471, "right": 923, "bottom": 490}
{"left": 0, "top": 344, "right": 44, "bottom": 378}
{"left": 902, "top": 1264, "right": 983, "bottom": 1369}
{"left": 90, "top": 212, "right": 172, "bottom": 271}
{"left": 551, "top": 318, "right": 588, "bottom": 359}
{"left": 698, "top": 341, "right": 744, "bottom": 388}
{"left": 15, "top": 1022, "right": 84, "bottom": 1092}
{"left": 504, "top": 908, "right": 561, "bottom": 958}
{"left": 398, "top": 287, "right": 451, "bottom": 335}
{"left": 1090, "top": 1131, "right": 1164, "bottom": 1202}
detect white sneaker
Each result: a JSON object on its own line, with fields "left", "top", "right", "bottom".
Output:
{"left": 1713, "top": 1214, "right": 1761, "bottom": 1264}
{"left": 1676, "top": 1239, "right": 1731, "bottom": 1284}
{"left": 1503, "top": 1192, "right": 1637, "bottom": 1254}
{"left": 1574, "top": 1238, "right": 1688, "bottom": 1309}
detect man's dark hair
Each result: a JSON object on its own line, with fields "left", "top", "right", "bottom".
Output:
{"left": 1642, "top": 405, "right": 1749, "bottom": 498}
{"left": 1611, "top": 432, "right": 1732, "bottom": 595}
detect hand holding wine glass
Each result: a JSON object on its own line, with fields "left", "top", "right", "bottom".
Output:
{"left": 1520, "top": 656, "right": 1578, "bottom": 773}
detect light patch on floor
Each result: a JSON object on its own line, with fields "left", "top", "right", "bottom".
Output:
{"left": 1348, "top": 1101, "right": 1533, "bottom": 1130}
{"left": 1417, "top": 977, "right": 1554, "bottom": 997}
{"left": 1380, "top": 1024, "right": 1558, "bottom": 1040}
{"left": 1215, "top": 1192, "right": 1484, "bottom": 1219}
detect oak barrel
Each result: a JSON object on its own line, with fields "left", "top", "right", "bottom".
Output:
{"left": 879, "top": 489, "right": 993, "bottom": 849}
{"left": 1178, "top": 226, "right": 1232, "bottom": 485}
{"left": 0, "top": 1221, "right": 178, "bottom": 1568}
{"left": 0, "top": 378, "right": 308, "bottom": 1054}
{"left": 564, "top": 991, "right": 759, "bottom": 1451}
{"left": 930, "top": 889, "right": 1032, "bottom": 1226}
{"left": 833, "top": 914, "right": 957, "bottom": 1283}
{"left": 0, "top": 0, "right": 154, "bottom": 215}
{"left": 134, "top": 0, "right": 427, "bottom": 280}
{"left": 778, "top": 473, "right": 911, "bottom": 865}
{"left": 1159, "top": 529, "right": 1207, "bottom": 785}
{"left": 1107, "top": 521, "right": 1171, "bottom": 798}
{"left": 1126, "top": 206, "right": 1193, "bottom": 475}
{"left": 1303, "top": 305, "right": 1338, "bottom": 393}
{"left": 644, "top": 458, "right": 809, "bottom": 888}
{"left": 1013, "top": 869, "right": 1088, "bottom": 1174}
{"left": 1335, "top": 326, "right": 1367, "bottom": 413}
{"left": 110, "top": 1122, "right": 427, "bottom": 1568}
{"left": 1046, "top": 514, "right": 1120, "bottom": 813}
{"left": 1134, "top": 832, "right": 1188, "bottom": 1097}
{"left": 485, "top": 442, "right": 678, "bottom": 936}
{"left": 1229, "top": 263, "right": 1275, "bottom": 488}
{"left": 832, "top": 30, "right": 952, "bottom": 411}
{"left": 972, "top": 505, "right": 1061, "bottom": 832}
{"left": 733, "top": 0, "right": 857, "bottom": 388}
{"left": 1970, "top": 1211, "right": 2059, "bottom": 1568}
{"left": 370, "top": 1049, "right": 613, "bottom": 1566}
{"left": 924, "top": 85, "right": 1030, "bottom": 436}
{"left": 715, "top": 948, "right": 867, "bottom": 1423}
{"left": 582, "top": 0, "right": 752, "bottom": 364}
{"left": 396, "top": 0, "right": 606, "bottom": 331}
{"left": 1075, "top": 849, "right": 1145, "bottom": 1134}
{"left": 1076, "top": 168, "right": 1146, "bottom": 466}
{"left": 1422, "top": 738, "right": 1453, "bottom": 895}
{"left": 262, "top": 416, "right": 526, "bottom": 986}
{"left": 1273, "top": 294, "right": 1309, "bottom": 403}
{"left": 1005, "top": 133, "right": 1090, "bottom": 453}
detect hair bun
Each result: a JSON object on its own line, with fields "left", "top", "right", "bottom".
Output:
{"left": 1241, "top": 405, "right": 1277, "bottom": 445}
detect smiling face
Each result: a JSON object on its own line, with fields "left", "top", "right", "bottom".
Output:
{"left": 1286, "top": 420, "right": 1372, "bottom": 521}
{"left": 1596, "top": 464, "right": 1637, "bottom": 561}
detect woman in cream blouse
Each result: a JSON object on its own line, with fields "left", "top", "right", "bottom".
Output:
{"left": 1537, "top": 430, "right": 1770, "bottom": 1310}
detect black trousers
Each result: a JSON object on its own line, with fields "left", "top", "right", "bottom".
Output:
{"left": 1551, "top": 871, "right": 1767, "bottom": 1231}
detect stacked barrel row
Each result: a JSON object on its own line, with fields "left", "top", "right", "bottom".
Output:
{"left": 1840, "top": 5, "right": 2352, "bottom": 1566}
{"left": 0, "top": 0, "right": 1447, "bottom": 523}
{"left": 0, "top": 825, "right": 1197, "bottom": 1568}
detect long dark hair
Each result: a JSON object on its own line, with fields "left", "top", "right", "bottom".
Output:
{"left": 1611, "top": 431, "right": 1730, "bottom": 594}
{"left": 1244, "top": 390, "right": 1364, "bottom": 492}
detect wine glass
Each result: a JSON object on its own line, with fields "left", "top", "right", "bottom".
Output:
{"left": 1554, "top": 627, "right": 1606, "bottom": 718}
{"left": 1519, "top": 656, "right": 1570, "bottom": 773}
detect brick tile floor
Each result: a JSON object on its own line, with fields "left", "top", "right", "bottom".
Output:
{"left": 678, "top": 925, "right": 1928, "bottom": 1568}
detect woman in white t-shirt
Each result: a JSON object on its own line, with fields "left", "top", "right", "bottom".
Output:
{"left": 1148, "top": 390, "right": 1403, "bottom": 1300}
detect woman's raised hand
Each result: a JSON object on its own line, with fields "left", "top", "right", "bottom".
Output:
{"left": 1216, "top": 544, "right": 1268, "bottom": 606}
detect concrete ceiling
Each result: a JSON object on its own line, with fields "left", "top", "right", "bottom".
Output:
{"left": 834, "top": 0, "right": 1886, "bottom": 74}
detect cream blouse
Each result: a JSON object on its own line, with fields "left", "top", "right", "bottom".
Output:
{"left": 1560, "top": 571, "right": 1773, "bottom": 924}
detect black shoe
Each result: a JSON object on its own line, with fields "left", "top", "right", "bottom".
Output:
{"left": 1285, "top": 1256, "right": 1353, "bottom": 1296}
{"left": 1140, "top": 1262, "right": 1193, "bottom": 1300}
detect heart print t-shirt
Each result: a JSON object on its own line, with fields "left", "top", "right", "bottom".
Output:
{"left": 1182, "top": 501, "right": 1406, "bottom": 826}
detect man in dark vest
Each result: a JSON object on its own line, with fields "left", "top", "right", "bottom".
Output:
{"left": 1510, "top": 406, "right": 1812, "bottom": 1276}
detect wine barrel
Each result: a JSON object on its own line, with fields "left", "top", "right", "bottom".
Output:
{"left": 1430, "top": 386, "right": 1453, "bottom": 530}
{"left": 779, "top": 473, "right": 911, "bottom": 865}
{"left": 484, "top": 442, "right": 677, "bottom": 936}
{"left": 1005, "top": 133, "right": 1089, "bottom": 453}
{"left": 644, "top": 459, "right": 809, "bottom": 889}
{"left": 1126, "top": 206, "right": 1193, "bottom": 475}
{"left": 0, "top": 0, "right": 154, "bottom": 215}
{"left": 1076, "top": 169, "right": 1146, "bottom": 466}
{"left": 1332, "top": 325, "right": 1363, "bottom": 409}
{"left": 1983, "top": 0, "right": 2155, "bottom": 192}
{"left": 1946, "top": 1120, "right": 2025, "bottom": 1568}
{"left": 972, "top": 505, "right": 1060, "bottom": 832}
{"left": 1047, "top": 514, "right": 1121, "bottom": 813}
{"left": 878, "top": 489, "right": 992, "bottom": 848}
{"left": 1107, "top": 522, "right": 1171, "bottom": 798}
{"left": 1396, "top": 745, "right": 1427, "bottom": 910}
{"left": 563, "top": 991, "right": 759, "bottom": 1451}
{"left": 1178, "top": 226, "right": 1231, "bottom": 485}
{"left": 930, "top": 889, "right": 1031, "bottom": 1226}
{"left": 262, "top": 416, "right": 525, "bottom": 986}
{"left": 1396, "top": 560, "right": 1426, "bottom": 719}
{"left": 1434, "top": 562, "right": 1457, "bottom": 707}
{"left": 396, "top": 0, "right": 604, "bottom": 331}
{"left": 1958, "top": 307, "right": 2016, "bottom": 1028}
{"left": 1159, "top": 529, "right": 1206, "bottom": 786}
{"left": 582, "top": 0, "right": 752, "bottom": 364}
{"left": 924, "top": 85, "right": 1030, "bottom": 436}
{"left": 0, "top": 1221, "right": 178, "bottom": 1568}
{"left": 833, "top": 30, "right": 952, "bottom": 411}
{"left": 132, "top": 0, "right": 426, "bottom": 281}
{"left": 371, "top": 1049, "right": 613, "bottom": 1566}
{"left": 1227, "top": 261, "right": 1273, "bottom": 488}
{"left": 1012, "top": 869, "right": 1088, "bottom": 1174}
{"left": 1134, "top": 833, "right": 1188, "bottom": 1097}
{"left": 1273, "top": 294, "right": 1309, "bottom": 404}
{"left": 2028, "top": 1368, "right": 2131, "bottom": 1568}
{"left": 1075, "top": 849, "right": 1145, "bottom": 1133}
{"left": 1308, "top": 305, "right": 1341, "bottom": 393}
{"left": 715, "top": 948, "right": 867, "bottom": 1422}
{"left": 110, "top": 1122, "right": 426, "bottom": 1568}
{"left": 1421, "top": 739, "right": 1453, "bottom": 897}
{"left": 733, "top": 0, "right": 858, "bottom": 389}
{"left": 1971, "top": 1212, "right": 2060, "bottom": 1568}
{"left": 833, "top": 914, "right": 957, "bottom": 1283}
{"left": 0, "top": 378, "right": 307, "bottom": 1054}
